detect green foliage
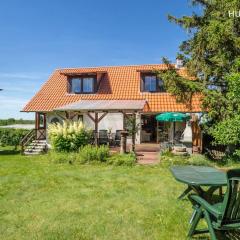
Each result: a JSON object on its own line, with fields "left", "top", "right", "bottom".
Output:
{"left": 47, "top": 145, "right": 110, "bottom": 164}
{"left": 107, "top": 152, "right": 136, "bottom": 166}
{"left": 168, "top": 0, "right": 240, "bottom": 83}
{"left": 161, "top": 151, "right": 213, "bottom": 168}
{"left": 125, "top": 115, "right": 140, "bottom": 152}
{"left": 206, "top": 60, "right": 240, "bottom": 151}
{"left": 46, "top": 147, "right": 135, "bottom": 166}
{"left": 0, "top": 118, "right": 34, "bottom": 126}
{"left": 78, "top": 145, "right": 110, "bottom": 163}
{"left": 156, "top": 60, "right": 202, "bottom": 108}
{"left": 48, "top": 121, "right": 91, "bottom": 152}
{"left": 210, "top": 115, "right": 240, "bottom": 146}
{"left": 0, "top": 128, "right": 29, "bottom": 149}
{"left": 161, "top": 0, "right": 240, "bottom": 156}
{"left": 125, "top": 115, "right": 140, "bottom": 137}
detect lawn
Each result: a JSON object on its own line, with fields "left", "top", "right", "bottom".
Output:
{"left": 0, "top": 149, "right": 220, "bottom": 240}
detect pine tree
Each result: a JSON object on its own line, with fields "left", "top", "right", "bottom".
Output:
{"left": 159, "top": 0, "right": 240, "bottom": 155}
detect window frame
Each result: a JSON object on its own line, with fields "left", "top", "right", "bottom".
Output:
{"left": 36, "top": 112, "right": 46, "bottom": 130}
{"left": 68, "top": 75, "right": 96, "bottom": 94}
{"left": 141, "top": 73, "right": 165, "bottom": 93}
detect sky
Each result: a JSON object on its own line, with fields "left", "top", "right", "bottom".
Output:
{"left": 0, "top": 0, "right": 201, "bottom": 120}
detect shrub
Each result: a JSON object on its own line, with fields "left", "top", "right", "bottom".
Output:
{"left": 48, "top": 121, "right": 91, "bottom": 152}
{"left": 160, "top": 151, "right": 213, "bottom": 168}
{"left": 0, "top": 128, "right": 29, "bottom": 149}
{"left": 47, "top": 146, "right": 136, "bottom": 167}
{"left": 107, "top": 152, "right": 136, "bottom": 166}
{"left": 78, "top": 145, "right": 109, "bottom": 163}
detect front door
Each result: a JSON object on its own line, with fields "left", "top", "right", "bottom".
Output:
{"left": 36, "top": 112, "right": 46, "bottom": 140}
{"left": 141, "top": 115, "right": 157, "bottom": 142}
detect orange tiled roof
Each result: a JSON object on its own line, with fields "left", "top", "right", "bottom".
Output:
{"left": 22, "top": 64, "right": 202, "bottom": 113}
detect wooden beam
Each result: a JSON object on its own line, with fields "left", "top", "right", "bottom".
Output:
{"left": 65, "top": 111, "right": 70, "bottom": 120}
{"left": 98, "top": 112, "right": 108, "bottom": 122}
{"left": 35, "top": 112, "right": 38, "bottom": 129}
{"left": 55, "top": 112, "right": 67, "bottom": 121}
{"left": 69, "top": 112, "right": 78, "bottom": 120}
{"left": 87, "top": 112, "right": 95, "bottom": 122}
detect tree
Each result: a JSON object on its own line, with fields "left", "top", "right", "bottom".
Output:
{"left": 158, "top": 0, "right": 240, "bottom": 155}
{"left": 125, "top": 114, "right": 140, "bottom": 152}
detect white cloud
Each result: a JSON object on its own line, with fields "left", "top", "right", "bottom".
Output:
{"left": 0, "top": 95, "right": 29, "bottom": 109}
{"left": 0, "top": 72, "right": 48, "bottom": 80}
{"left": 0, "top": 95, "right": 34, "bottom": 119}
{"left": 1, "top": 85, "right": 39, "bottom": 93}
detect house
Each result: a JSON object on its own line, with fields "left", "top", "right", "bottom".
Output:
{"left": 22, "top": 64, "right": 202, "bottom": 153}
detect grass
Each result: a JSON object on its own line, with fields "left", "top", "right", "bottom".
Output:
{"left": 0, "top": 149, "right": 196, "bottom": 240}
{"left": 160, "top": 150, "right": 240, "bottom": 169}
{"left": 2, "top": 147, "right": 239, "bottom": 239}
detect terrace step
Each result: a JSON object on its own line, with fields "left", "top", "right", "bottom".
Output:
{"left": 32, "top": 140, "right": 47, "bottom": 144}
{"left": 24, "top": 140, "right": 47, "bottom": 155}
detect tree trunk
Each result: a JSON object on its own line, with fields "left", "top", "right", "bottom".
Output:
{"left": 120, "top": 131, "right": 128, "bottom": 154}
{"left": 131, "top": 134, "right": 135, "bottom": 152}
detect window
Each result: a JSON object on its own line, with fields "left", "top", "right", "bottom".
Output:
{"left": 37, "top": 113, "right": 46, "bottom": 129}
{"left": 69, "top": 76, "right": 95, "bottom": 93}
{"left": 144, "top": 76, "right": 157, "bottom": 92}
{"left": 141, "top": 74, "right": 165, "bottom": 92}
{"left": 51, "top": 117, "right": 60, "bottom": 124}
{"left": 71, "top": 78, "right": 81, "bottom": 93}
{"left": 83, "top": 78, "right": 94, "bottom": 93}
{"left": 78, "top": 115, "right": 83, "bottom": 123}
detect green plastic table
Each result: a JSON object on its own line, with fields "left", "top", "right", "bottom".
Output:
{"left": 170, "top": 166, "right": 227, "bottom": 200}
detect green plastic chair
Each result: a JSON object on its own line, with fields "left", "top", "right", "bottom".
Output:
{"left": 188, "top": 169, "right": 240, "bottom": 240}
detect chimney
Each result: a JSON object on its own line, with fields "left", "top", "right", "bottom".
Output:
{"left": 175, "top": 58, "right": 184, "bottom": 69}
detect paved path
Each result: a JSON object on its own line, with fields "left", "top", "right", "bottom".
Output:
{"left": 135, "top": 144, "right": 160, "bottom": 165}
{"left": 109, "top": 143, "right": 160, "bottom": 165}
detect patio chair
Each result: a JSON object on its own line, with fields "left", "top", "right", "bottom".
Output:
{"left": 98, "top": 130, "right": 109, "bottom": 145}
{"left": 174, "top": 130, "right": 183, "bottom": 143}
{"left": 114, "top": 130, "right": 122, "bottom": 146}
{"left": 188, "top": 169, "right": 240, "bottom": 240}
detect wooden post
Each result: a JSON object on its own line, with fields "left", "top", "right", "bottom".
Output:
{"left": 120, "top": 131, "right": 128, "bottom": 154}
{"left": 87, "top": 111, "right": 108, "bottom": 146}
{"left": 94, "top": 112, "right": 98, "bottom": 146}
{"left": 131, "top": 113, "right": 136, "bottom": 152}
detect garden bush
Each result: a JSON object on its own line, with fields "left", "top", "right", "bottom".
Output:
{"left": 160, "top": 150, "right": 213, "bottom": 168}
{"left": 0, "top": 128, "right": 29, "bottom": 149}
{"left": 107, "top": 152, "right": 136, "bottom": 166}
{"left": 78, "top": 145, "right": 109, "bottom": 163}
{"left": 48, "top": 121, "right": 91, "bottom": 152}
{"left": 46, "top": 146, "right": 136, "bottom": 166}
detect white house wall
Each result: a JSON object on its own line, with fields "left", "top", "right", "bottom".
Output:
{"left": 46, "top": 112, "right": 141, "bottom": 144}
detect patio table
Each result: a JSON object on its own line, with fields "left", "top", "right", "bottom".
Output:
{"left": 170, "top": 166, "right": 227, "bottom": 201}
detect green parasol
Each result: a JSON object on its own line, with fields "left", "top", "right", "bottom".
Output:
{"left": 156, "top": 112, "right": 190, "bottom": 122}
{"left": 156, "top": 112, "right": 190, "bottom": 141}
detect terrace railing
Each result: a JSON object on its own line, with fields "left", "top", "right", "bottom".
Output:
{"left": 20, "top": 129, "right": 46, "bottom": 154}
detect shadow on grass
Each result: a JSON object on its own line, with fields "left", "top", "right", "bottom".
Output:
{"left": 191, "top": 230, "right": 240, "bottom": 240}
{"left": 0, "top": 149, "right": 20, "bottom": 155}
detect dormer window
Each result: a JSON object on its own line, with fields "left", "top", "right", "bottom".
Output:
{"left": 69, "top": 75, "right": 96, "bottom": 94}
{"left": 71, "top": 78, "right": 81, "bottom": 93}
{"left": 144, "top": 76, "right": 157, "bottom": 92}
{"left": 141, "top": 73, "right": 165, "bottom": 92}
{"left": 83, "top": 77, "right": 94, "bottom": 93}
